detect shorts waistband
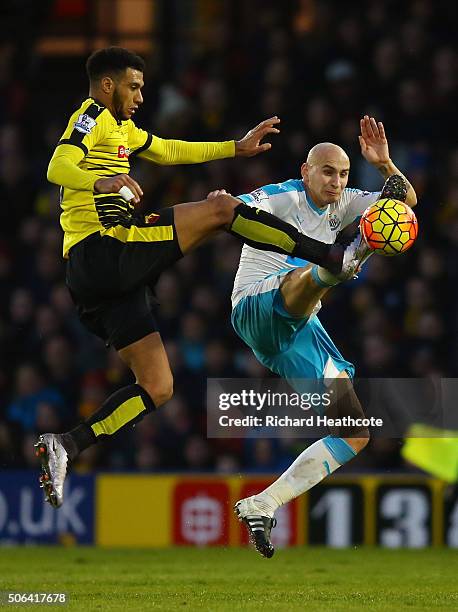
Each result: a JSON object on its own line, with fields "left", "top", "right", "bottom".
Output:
{"left": 68, "top": 231, "right": 101, "bottom": 256}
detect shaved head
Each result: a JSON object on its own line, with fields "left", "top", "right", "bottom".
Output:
{"left": 306, "top": 142, "right": 349, "bottom": 166}
{"left": 301, "top": 142, "right": 351, "bottom": 207}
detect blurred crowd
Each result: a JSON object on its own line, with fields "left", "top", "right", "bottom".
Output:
{"left": 0, "top": 0, "right": 456, "bottom": 474}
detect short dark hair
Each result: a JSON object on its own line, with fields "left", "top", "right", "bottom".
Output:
{"left": 86, "top": 47, "right": 145, "bottom": 82}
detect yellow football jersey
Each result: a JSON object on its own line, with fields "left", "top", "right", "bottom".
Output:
{"left": 49, "top": 97, "right": 235, "bottom": 257}
{"left": 53, "top": 98, "right": 152, "bottom": 256}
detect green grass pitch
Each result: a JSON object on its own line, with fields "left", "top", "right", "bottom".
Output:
{"left": 1, "top": 547, "right": 457, "bottom": 611}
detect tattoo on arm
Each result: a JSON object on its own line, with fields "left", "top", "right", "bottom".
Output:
{"left": 376, "top": 160, "right": 417, "bottom": 206}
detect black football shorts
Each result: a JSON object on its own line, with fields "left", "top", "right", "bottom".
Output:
{"left": 66, "top": 207, "right": 182, "bottom": 350}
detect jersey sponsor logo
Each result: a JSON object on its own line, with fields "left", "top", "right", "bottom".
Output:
{"left": 328, "top": 213, "right": 341, "bottom": 231}
{"left": 251, "top": 188, "right": 269, "bottom": 204}
{"left": 73, "top": 113, "right": 97, "bottom": 135}
{"left": 118, "top": 145, "right": 131, "bottom": 159}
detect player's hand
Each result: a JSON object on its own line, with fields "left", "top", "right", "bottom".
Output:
{"left": 207, "top": 189, "right": 230, "bottom": 199}
{"left": 94, "top": 174, "right": 143, "bottom": 204}
{"left": 359, "top": 116, "right": 390, "bottom": 167}
{"left": 235, "top": 117, "right": 280, "bottom": 157}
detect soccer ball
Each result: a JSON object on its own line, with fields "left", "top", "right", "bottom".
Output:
{"left": 360, "top": 198, "right": 418, "bottom": 256}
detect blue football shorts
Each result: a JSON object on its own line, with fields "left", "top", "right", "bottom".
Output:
{"left": 231, "top": 271, "right": 355, "bottom": 387}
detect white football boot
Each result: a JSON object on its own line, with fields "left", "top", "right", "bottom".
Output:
{"left": 34, "top": 433, "right": 69, "bottom": 508}
{"left": 337, "top": 230, "right": 374, "bottom": 281}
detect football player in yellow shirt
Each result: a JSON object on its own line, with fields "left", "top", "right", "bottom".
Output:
{"left": 36, "top": 47, "right": 356, "bottom": 507}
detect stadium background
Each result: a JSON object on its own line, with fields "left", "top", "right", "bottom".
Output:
{"left": 0, "top": 0, "right": 457, "bottom": 548}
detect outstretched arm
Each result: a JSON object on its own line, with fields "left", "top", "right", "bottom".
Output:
{"left": 359, "top": 116, "right": 417, "bottom": 207}
{"left": 137, "top": 117, "right": 281, "bottom": 165}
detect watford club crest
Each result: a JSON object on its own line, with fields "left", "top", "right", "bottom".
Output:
{"left": 145, "top": 213, "right": 160, "bottom": 224}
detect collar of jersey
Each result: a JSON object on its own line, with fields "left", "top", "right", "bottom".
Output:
{"left": 88, "top": 97, "right": 123, "bottom": 125}
{"left": 304, "top": 189, "right": 327, "bottom": 216}
{"left": 89, "top": 96, "right": 106, "bottom": 109}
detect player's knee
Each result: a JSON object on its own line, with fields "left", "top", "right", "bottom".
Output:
{"left": 348, "top": 432, "right": 370, "bottom": 453}
{"left": 139, "top": 377, "right": 174, "bottom": 407}
{"left": 208, "top": 193, "right": 237, "bottom": 226}
{"left": 150, "top": 383, "right": 174, "bottom": 407}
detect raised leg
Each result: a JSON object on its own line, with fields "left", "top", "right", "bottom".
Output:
{"left": 172, "top": 193, "right": 342, "bottom": 272}
{"left": 279, "top": 265, "right": 329, "bottom": 318}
